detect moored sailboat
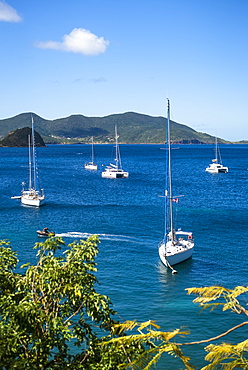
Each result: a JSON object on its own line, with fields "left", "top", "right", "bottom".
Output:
{"left": 11, "top": 116, "right": 45, "bottom": 207}
{"left": 102, "top": 125, "right": 129, "bottom": 179}
{"left": 158, "top": 99, "right": 194, "bottom": 273}
{"left": 205, "top": 136, "right": 228, "bottom": 173}
{"left": 84, "top": 136, "right": 98, "bottom": 170}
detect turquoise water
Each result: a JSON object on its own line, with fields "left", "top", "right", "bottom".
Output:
{"left": 1, "top": 143, "right": 248, "bottom": 369}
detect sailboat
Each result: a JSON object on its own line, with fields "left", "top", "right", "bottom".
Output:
{"left": 84, "top": 136, "right": 98, "bottom": 170}
{"left": 11, "top": 116, "right": 45, "bottom": 207}
{"left": 102, "top": 125, "right": 129, "bottom": 179}
{"left": 205, "top": 137, "right": 228, "bottom": 173}
{"left": 158, "top": 99, "right": 194, "bottom": 272}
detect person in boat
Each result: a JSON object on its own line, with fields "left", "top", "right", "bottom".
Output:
{"left": 42, "top": 227, "right": 51, "bottom": 234}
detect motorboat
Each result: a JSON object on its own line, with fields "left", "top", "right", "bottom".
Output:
{"left": 36, "top": 229, "right": 55, "bottom": 237}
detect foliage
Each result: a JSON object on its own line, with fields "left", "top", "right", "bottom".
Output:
{"left": 102, "top": 320, "right": 194, "bottom": 370}
{"left": 1, "top": 238, "right": 248, "bottom": 369}
{"left": 101, "top": 286, "right": 248, "bottom": 370}
{"left": 0, "top": 127, "right": 45, "bottom": 147}
{"left": 0, "top": 237, "right": 145, "bottom": 369}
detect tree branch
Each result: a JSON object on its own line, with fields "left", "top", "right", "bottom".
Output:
{"left": 179, "top": 321, "right": 248, "bottom": 346}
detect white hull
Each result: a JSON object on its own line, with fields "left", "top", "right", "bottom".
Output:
{"left": 84, "top": 163, "right": 98, "bottom": 171}
{"left": 102, "top": 169, "right": 129, "bottom": 178}
{"left": 21, "top": 195, "right": 45, "bottom": 207}
{"left": 158, "top": 238, "right": 194, "bottom": 267}
{"left": 205, "top": 163, "right": 228, "bottom": 173}
{"left": 21, "top": 190, "right": 45, "bottom": 207}
{"left": 36, "top": 230, "right": 55, "bottom": 237}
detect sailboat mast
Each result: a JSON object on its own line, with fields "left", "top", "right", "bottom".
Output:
{"left": 91, "top": 136, "right": 94, "bottom": 163}
{"left": 28, "top": 134, "right": 32, "bottom": 190}
{"left": 166, "top": 99, "right": 174, "bottom": 236}
{"left": 115, "top": 125, "right": 119, "bottom": 170}
{"left": 31, "top": 116, "right": 37, "bottom": 191}
{"left": 215, "top": 136, "right": 218, "bottom": 161}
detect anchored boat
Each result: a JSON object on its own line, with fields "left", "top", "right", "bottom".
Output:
{"left": 11, "top": 116, "right": 45, "bottom": 207}
{"left": 102, "top": 125, "right": 129, "bottom": 179}
{"left": 158, "top": 99, "right": 194, "bottom": 273}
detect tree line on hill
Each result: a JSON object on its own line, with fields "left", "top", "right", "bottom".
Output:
{"left": 0, "top": 111, "right": 231, "bottom": 145}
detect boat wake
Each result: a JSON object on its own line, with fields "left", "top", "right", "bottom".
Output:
{"left": 55, "top": 232, "right": 140, "bottom": 243}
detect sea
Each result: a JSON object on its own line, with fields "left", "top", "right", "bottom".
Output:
{"left": 1, "top": 143, "right": 248, "bottom": 369}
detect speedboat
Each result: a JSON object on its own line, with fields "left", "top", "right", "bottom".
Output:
{"left": 36, "top": 229, "right": 55, "bottom": 237}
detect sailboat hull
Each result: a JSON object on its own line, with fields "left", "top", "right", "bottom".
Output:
{"left": 84, "top": 163, "right": 98, "bottom": 170}
{"left": 205, "top": 163, "right": 228, "bottom": 173}
{"left": 21, "top": 191, "right": 45, "bottom": 207}
{"left": 158, "top": 240, "right": 194, "bottom": 267}
{"left": 102, "top": 169, "right": 129, "bottom": 178}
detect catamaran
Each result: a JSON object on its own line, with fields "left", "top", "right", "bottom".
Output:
{"left": 84, "top": 136, "right": 98, "bottom": 170}
{"left": 205, "top": 136, "right": 228, "bottom": 173}
{"left": 158, "top": 99, "right": 194, "bottom": 273}
{"left": 102, "top": 125, "right": 129, "bottom": 179}
{"left": 11, "top": 116, "right": 45, "bottom": 207}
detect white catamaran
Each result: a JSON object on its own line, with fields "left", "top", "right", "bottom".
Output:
{"left": 205, "top": 136, "right": 228, "bottom": 173}
{"left": 158, "top": 99, "right": 194, "bottom": 273}
{"left": 84, "top": 136, "right": 98, "bottom": 170}
{"left": 11, "top": 116, "right": 45, "bottom": 207}
{"left": 102, "top": 125, "right": 129, "bottom": 179}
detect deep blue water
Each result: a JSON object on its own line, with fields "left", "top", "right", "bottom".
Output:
{"left": 1, "top": 143, "right": 248, "bottom": 369}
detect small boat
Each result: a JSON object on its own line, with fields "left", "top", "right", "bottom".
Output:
{"left": 36, "top": 229, "right": 55, "bottom": 237}
{"left": 11, "top": 116, "right": 45, "bottom": 207}
{"left": 205, "top": 137, "right": 228, "bottom": 173}
{"left": 84, "top": 136, "right": 98, "bottom": 170}
{"left": 158, "top": 99, "right": 194, "bottom": 273}
{"left": 102, "top": 125, "right": 129, "bottom": 179}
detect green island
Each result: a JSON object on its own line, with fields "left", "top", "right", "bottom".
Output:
{"left": 0, "top": 111, "right": 243, "bottom": 145}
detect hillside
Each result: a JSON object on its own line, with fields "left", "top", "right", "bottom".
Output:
{"left": 0, "top": 127, "right": 46, "bottom": 147}
{"left": 0, "top": 112, "right": 227, "bottom": 144}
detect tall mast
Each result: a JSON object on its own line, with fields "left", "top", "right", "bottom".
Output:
{"left": 115, "top": 125, "right": 119, "bottom": 170}
{"left": 91, "top": 136, "right": 94, "bottom": 163}
{"left": 166, "top": 99, "right": 174, "bottom": 237}
{"left": 31, "top": 116, "right": 37, "bottom": 190}
{"left": 215, "top": 136, "right": 218, "bottom": 161}
{"left": 28, "top": 134, "right": 32, "bottom": 189}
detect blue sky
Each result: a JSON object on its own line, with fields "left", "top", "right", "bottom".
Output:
{"left": 0, "top": 0, "right": 248, "bottom": 141}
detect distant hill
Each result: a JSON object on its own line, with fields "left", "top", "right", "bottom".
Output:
{"left": 0, "top": 127, "right": 46, "bottom": 147}
{"left": 0, "top": 112, "right": 228, "bottom": 144}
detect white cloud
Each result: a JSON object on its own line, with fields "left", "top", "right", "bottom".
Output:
{"left": 0, "top": 1, "right": 22, "bottom": 22}
{"left": 90, "top": 77, "right": 107, "bottom": 83}
{"left": 36, "top": 28, "right": 109, "bottom": 56}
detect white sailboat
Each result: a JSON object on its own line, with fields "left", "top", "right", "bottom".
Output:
{"left": 102, "top": 125, "right": 129, "bottom": 179}
{"left": 84, "top": 136, "right": 98, "bottom": 170}
{"left": 205, "top": 137, "right": 228, "bottom": 173}
{"left": 11, "top": 116, "right": 45, "bottom": 207}
{"left": 158, "top": 99, "right": 194, "bottom": 273}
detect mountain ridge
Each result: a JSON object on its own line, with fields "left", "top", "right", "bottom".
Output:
{"left": 0, "top": 111, "right": 231, "bottom": 144}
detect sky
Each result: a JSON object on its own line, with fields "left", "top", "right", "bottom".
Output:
{"left": 0, "top": 0, "right": 248, "bottom": 141}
